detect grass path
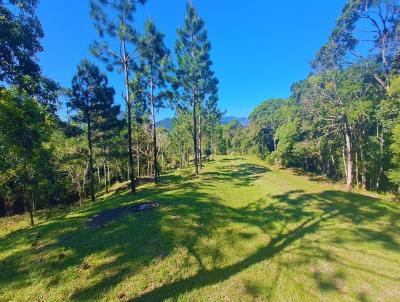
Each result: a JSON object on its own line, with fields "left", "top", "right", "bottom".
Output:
{"left": 1, "top": 156, "right": 400, "bottom": 301}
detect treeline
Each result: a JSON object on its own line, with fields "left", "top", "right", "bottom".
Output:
{"left": 0, "top": 0, "right": 220, "bottom": 222}
{"left": 220, "top": 0, "right": 400, "bottom": 193}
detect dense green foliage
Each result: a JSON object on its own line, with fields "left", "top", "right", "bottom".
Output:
{"left": 218, "top": 0, "right": 400, "bottom": 193}
{"left": 0, "top": 0, "right": 221, "bottom": 220}
{"left": 1, "top": 0, "right": 399, "bottom": 218}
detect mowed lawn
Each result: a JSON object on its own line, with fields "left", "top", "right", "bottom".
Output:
{"left": 1, "top": 156, "right": 400, "bottom": 302}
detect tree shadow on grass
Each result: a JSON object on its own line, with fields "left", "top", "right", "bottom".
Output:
{"left": 127, "top": 189, "right": 400, "bottom": 301}
{"left": 203, "top": 163, "right": 270, "bottom": 186}
{"left": 128, "top": 215, "right": 325, "bottom": 301}
{"left": 1, "top": 163, "right": 400, "bottom": 301}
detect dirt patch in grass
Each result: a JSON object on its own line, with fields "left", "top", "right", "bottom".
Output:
{"left": 86, "top": 201, "right": 159, "bottom": 228}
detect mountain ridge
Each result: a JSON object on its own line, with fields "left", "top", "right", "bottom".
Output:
{"left": 157, "top": 116, "right": 249, "bottom": 130}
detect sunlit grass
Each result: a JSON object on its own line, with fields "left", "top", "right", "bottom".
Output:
{"left": 1, "top": 156, "right": 399, "bottom": 301}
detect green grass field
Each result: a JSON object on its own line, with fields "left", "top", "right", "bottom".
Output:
{"left": 1, "top": 156, "right": 400, "bottom": 301}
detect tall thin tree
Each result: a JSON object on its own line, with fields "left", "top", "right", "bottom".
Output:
{"left": 90, "top": 0, "right": 147, "bottom": 192}
{"left": 175, "top": 2, "right": 217, "bottom": 174}
{"left": 137, "top": 17, "right": 173, "bottom": 183}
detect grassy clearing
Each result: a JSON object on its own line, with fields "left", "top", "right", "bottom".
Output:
{"left": 1, "top": 156, "right": 400, "bottom": 301}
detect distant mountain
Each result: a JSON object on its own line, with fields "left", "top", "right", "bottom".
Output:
{"left": 157, "top": 118, "right": 173, "bottom": 130}
{"left": 222, "top": 116, "right": 249, "bottom": 126}
{"left": 157, "top": 116, "right": 250, "bottom": 130}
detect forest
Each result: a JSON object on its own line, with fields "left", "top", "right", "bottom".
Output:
{"left": 1, "top": 0, "right": 400, "bottom": 223}
{"left": 1, "top": 1, "right": 400, "bottom": 301}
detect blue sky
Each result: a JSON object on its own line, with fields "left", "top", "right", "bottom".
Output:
{"left": 37, "top": 0, "right": 346, "bottom": 120}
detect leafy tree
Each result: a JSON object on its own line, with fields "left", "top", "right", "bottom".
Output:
{"left": 167, "top": 110, "right": 193, "bottom": 168}
{"left": 389, "top": 124, "right": 400, "bottom": 194}
{"left": 0, "top": 0, "right": 42, "bottom": 87}
{"left": 249, "top": 99, "right": 288, "bottom": 156}
{"left": 0, "top": 87, "right": 53, "bottom": 225}
{"left": 202, "top": 94, "right": 223, "bottom": 160}
{"left": 297, "top": 67, "right": 375, "bottom": 190}
{"left": 51, "top": 128, "right": 88, "bottom": 205}
{"left": 314, "top": 0, "right": 400, "bottom": 90}
{"left": 0, "top": 0, "right": 59, "bottom": 107}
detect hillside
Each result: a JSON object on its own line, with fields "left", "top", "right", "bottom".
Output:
{"left": 157, "top": 116, "right": 250, "bottom": 130}
{"left": 156, "top": 118, "right": 174, "bottom": 130}
{"left": 1, "top": 156, "right": 399, "bottom": 301}
{"left": 221, "top": 116, "right": 250, "bottom": 126}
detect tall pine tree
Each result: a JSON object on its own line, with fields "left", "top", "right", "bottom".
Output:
{"left": 69, "top": 60, "right": 115, "bottom": 202}
{"left": 175, "top": 2, "right": 218, "bottom": 174}
{"left": 137, "top": 17, "right": 173, "bottom": 183}
{"left": 90, "top": 0, "right": 147, "bottom": 192}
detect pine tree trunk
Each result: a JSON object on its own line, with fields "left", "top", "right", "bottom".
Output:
{"left": 137, "top": 132, "right": 140, "bottom": 177}
{"left": 192, "top": 92, "right": 199, "bottom": 174}
{"left": 127, "top": 162, "right": 130, "bottom": 181}
{"left": 126, "top": 101, "right": 135, "bottom": 192}
{"left": 210, "top": 127, "right": 214, "bottom": 160}
{"left": 150, "top": 80, "right": 159, "bottom": 183}
{"left": 199, "top": 113, "right": 203, "bottom": 169}
{"left": 123, "top": 52, "right": 135, "bottom": 193}
{"left": 87, "top": 117, "right": 95, "bottom": 202}
{"left": 147, "top": 147, "right": 151, "bottom": 178}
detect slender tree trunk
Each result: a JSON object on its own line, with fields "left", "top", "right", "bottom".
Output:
{"left": 127, "top": 161, "right": 130, "bottom": 181}
{"left": 147, "top": 153, "right": 151, "bottom": 178}
{"left": 344, "top": 122, "right": 353, "bottom": 191}
{"left": 199, "top": 113, "right": 203, "bottom": 168}
{"left": 123, "top": 51, "right": 135, "bottom": 193}
{"left": 192, "top": 92, "right": 199, "bottom": 174}
{"left": 360, "top": 144, "right": 367, "bottom": 190}
{"left": 2, "top": 197, "right": 9, "bottom": 217}
{"left": 32, "top": 188, "right": 37, "bottom": 214}
{"left": 23, "top": 174, "right": 34, "bottom": 226}
{"left": 87, "top": 117, "right": 95, "bottom": 202}
{"left": 28, "top": 200, "right": 34, "bottom": 226}
{"left": 78, "top": 185, "right": 82, "bottom": 207}
{"left": 83, "top": 163, "right": 88, "bottom": 199}
{"left": 107, "top": 163, "right": 110, "bottom": 187}
{"left": 103, "top": 161, "right": 108, "bottom": 193}
{"left": 355, "top": 151, "right": 360, "bottom": 188}
{"left": 376, "top": 127, "right": 384, "bottom": 191}
{"left": 97, "top": 166, "right": 101, "bottom": 184}
{"left": 161, "top": 149, "right": 164, "bottom": 171}
{"left": 210, "top": 127, "right": 214, "bottom": 160}
{"left": 137, "top": 131, "right": 140, "bottom": 177}
{"left": 126, "top": 102, "right": 135, "bottom": 192}
{"left": 330, "top": 150, "right": 336, "bottom": 179}
{"left": 150, "top": 80, "right": 159, "bottom": 183}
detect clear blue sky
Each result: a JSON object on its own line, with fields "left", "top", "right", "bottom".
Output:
{"left": 37, "top": 0, "right": 346, "bottom": 120}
